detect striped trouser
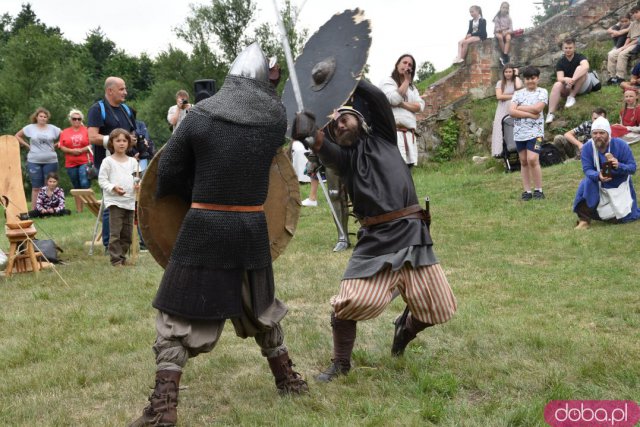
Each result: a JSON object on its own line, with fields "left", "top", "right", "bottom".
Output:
{"left": 330, "top": 263, "right": 457, "bottom": 325}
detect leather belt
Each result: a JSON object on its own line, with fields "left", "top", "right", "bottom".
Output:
{"left": 191, "top": 202, "right": 264, "bottom": 212}
{"left": 396, "top": 126, "right": 415, "bottom": 154}
{"left": 358, "top": 204, "right": 426, "bottom": 227}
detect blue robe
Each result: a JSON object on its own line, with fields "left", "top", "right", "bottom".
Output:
{"left": 573, "top": 137, "right": 640, "bottom": 223}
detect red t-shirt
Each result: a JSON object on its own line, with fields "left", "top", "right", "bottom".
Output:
{"left": 619, "top": 106, "right": 640, "bottom": 127}
{"left": 59, "top": 126, "right": 91, "bottom": 167}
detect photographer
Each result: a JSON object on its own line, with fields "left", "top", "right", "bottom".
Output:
{"left": 167, "top": 89, "right": 191, "bottom": 133}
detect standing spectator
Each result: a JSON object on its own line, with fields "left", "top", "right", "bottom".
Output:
{"left": 607, "top": 13, "right": 631, "bottom": 50}
{"left": 28, "top": 172, "right": 70, "bottom": 218}
{"left": 573, "top": 117, "right": 640, "bottom": 229}
{"left": 15, "top": 107, "right": 61, "bottom": 210}
{"left": 87, "top": 76, "right": 136, "bottom": 251}
{"left": 379, "top": 53, "right": 425, "bottom": 167}
{"left": 58, "top": 109, "right": 92, "bottom": 213}
{"left": 493, "top": 2, "right": 513, "bottom": 65}
{"left": 509, "top": 66, "right": 548, "bottom": 200}
{"left": 607, "top": 6, "right": 640, "bottom": 85}
{"left": 546, "top": 37, "right": 595, "bottom": 124}
{"left": 132, "top": 119, "right": 155, "bottom": 172}
{"left": 553, "top": 107, "right": 607, "bottom": 160}
{"left": 491, "top": 64, "right": 522, "bottom": 157}
{"left": 454, "top": 5, "right": 487, "bottom": 64}
{"left": 98, "top": 129, "right": 139, "bottom": 267}
{"left": 167, "top": 89, "right": 191, "bottom": 133}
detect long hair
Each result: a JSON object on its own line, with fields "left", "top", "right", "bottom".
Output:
{"left": 391, "top": 54, "right": 416, "bottom": 88}
{"left": 493, "top": 2, "right": 509, "bottom": 21}
{"left": 470, "top": 5, "right": 483, "bottom": 18}
{"left": 500, "top": 64, "right": 517, "bottom": 93}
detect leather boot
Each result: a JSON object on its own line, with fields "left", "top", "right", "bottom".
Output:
{"left": 267, "top": 352, "right": 309, "bottom": 395}
{"left": 129, "top": 370, "right": 181, "bottom": 427}
{"left": 391, "top": 305, "right": 432, "bottom": 356}
{"left": 316, "top": 313, "right": 356, "bottom": 382}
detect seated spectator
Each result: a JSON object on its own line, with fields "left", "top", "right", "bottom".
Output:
{"left": 573, "top": 117, "right": 640, "bottom": 229}
{"left": 454, "top": 5, "right": 487, "bottom": 64}
{"left": 607, "top": 6, "right": 640, "bottom": 85}
{"left": 28, "top": 172, "right": 71, "bottom": 218}
{"left": 607, "top": 13, "right": 631, "bottom": 50}
{"left": 546, "top": 37, "right": 598, "bottom": 123}
{"left": 553, "top": 107, "right": 607, "bottom": 160}
{"left": 619, "top": 61, "right": 640, "bottom": 92}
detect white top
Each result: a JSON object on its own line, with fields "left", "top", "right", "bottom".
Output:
{"left": 98, "top": 156, "right": 139, "bottom": 210}
{"left": 511, "top": 87, "right": 548, "bottom": 141}
{"left": 167, "top": 105, "right": 187, "bottom": 132}
{"left": 379, "top": 76, "right": 425, "bottom": 130}
{"left": 23, "top": 123, "right": 61, "bottom": 164}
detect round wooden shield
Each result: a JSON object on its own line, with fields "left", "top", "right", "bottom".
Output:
{"left": 138, "top": 146, "right": 300, "bottom": 268}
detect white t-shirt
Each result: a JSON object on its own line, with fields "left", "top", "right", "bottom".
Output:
{"left": 98, "top": 156, "right": 139, "bottom": 210}
{"left": 23, "top": 124, "right": 61, "bottom": 164}
{"left": 511, "top": 87, "right": 548, "bottom": 141}
{"left": 167, "top": 105, "right": 187, "bottom": 132}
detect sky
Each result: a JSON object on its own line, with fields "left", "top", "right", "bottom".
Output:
{"left": 1, "top": 0, "right": 540, "bottom": 85}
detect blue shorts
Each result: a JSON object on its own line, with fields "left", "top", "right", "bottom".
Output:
{"left": 27, "top": 162, "right": 58, "bottom": 188}
{"left": 515, "top": 137, "right": 543, "bottom": 154}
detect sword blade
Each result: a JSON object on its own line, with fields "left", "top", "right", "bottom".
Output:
{"left": 272, "top": 0, "right": 304, "bottom": 112}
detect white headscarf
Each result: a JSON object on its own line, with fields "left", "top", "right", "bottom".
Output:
{"left": 591, "top": 116, "right": 611, "bottom": 140}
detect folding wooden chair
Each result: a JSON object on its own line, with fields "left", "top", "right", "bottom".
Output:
{"left": 1, "top": 135, "right": 42, "bottom": 276}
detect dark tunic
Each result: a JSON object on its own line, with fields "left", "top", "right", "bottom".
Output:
{"left": 152, "top": 75, "right": 287, "bottom": 320}
{"left": 316, "top": 80, "right": 436, "bottom": 279}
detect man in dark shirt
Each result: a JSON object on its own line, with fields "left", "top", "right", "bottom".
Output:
{"left": 546, "top": 37, "right": 595, "bottom": 124}
{"left": 87, "top": 76, "right": 136, "bottom": 250}
{"left": 294, "top": 80, "right": 457, "bottom": 383}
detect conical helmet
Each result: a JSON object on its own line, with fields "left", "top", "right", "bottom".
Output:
{"left": 228, "top": 42, "right": 269, "bottom": 82}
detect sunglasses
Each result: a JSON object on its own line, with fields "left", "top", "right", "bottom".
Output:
{"left": 71, "top": 117, "right": 82, "bottom": 121}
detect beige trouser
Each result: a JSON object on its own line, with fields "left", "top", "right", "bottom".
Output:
{"left": 608, "top": 44, "right": 637, "bottom": 79}
{"left": 331, "top": 263, "right": 457, "bottom": 325}
{"left": 396, "top": 129, "right": 418, "bottom": 165}
{"left": 153, "top": 277, "right": 289, "bottom": 372}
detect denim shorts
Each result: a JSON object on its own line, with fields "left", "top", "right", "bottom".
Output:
{"left": 515, "top": 137, "right": 543, "bottom": 153}
{"left": 27, "top": 162, "right": 58, "bottom": 188}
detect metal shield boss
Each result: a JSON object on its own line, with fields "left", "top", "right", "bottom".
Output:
{"left": 138, "top": 146, "right": 301, "bottom": 268}
{"left": 282, "top": 8, "right": 372, "bottom": 135}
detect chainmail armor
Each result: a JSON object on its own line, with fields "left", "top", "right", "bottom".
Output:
{"left": 153, "top": 75, "right": 287, "bottom": 320}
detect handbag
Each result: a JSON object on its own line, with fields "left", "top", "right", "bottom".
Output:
{"left": 85, "top": 149, "right": 98, "bottom": 180}
{"left": 592, "top": 142, "right": 633, "bottom": 220}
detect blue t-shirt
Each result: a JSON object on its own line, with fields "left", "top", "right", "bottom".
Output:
{"left": 87, "top": 101, "right": 135, "bottom": 169}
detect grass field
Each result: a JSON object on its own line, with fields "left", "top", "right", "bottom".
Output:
{"left": 1, "top": 149, "right": 639, "bottom": 426}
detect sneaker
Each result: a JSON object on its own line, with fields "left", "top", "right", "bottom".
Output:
{"left": 499, "top": 56, "right": 505, "bottom": 67}
{"left": 545, "top": 113, "right": 555, "bottom": 124}
{"left": 504, "top": 53, "right": 510, "bottom": 63}
{"left": 533, "top": 190, "right": 545, "bottom": 200}
{"left": 453, "top": 57, "right": 464, "bottom": 64}
{"left": 565, "top": 96, "right": 576, "bottom": 108}
{"left": 521, "top": 191, "right": 533, "bottom": 201}
{"left": 301, "top": 198, "right": 318, "bottom": 207}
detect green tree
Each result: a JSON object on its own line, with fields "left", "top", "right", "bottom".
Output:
{"left": 80, "top": 27, "right": 116, "bottom": 81}
{"left": 10, "top": 3, "right": 61, "bottom": 37}
{"left": 417, "top": 61, "right": 435, "bottom": 81}
{"left": 176, "top": 0, "right": 256, "bottom": 64}
{"left": 533, "top": 0, "right": 571, "bottom": 25}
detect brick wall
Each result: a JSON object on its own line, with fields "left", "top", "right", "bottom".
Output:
{"left": 418, "top": 0, "right": 636, "bottom": 121}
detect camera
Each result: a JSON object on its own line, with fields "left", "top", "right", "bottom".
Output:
{"left": 181, "top": 99, "right": 188, "bottom": 105}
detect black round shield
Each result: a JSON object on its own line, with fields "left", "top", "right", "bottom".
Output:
{"left": 282, "top": 9, "right": 371, "bottom": 136}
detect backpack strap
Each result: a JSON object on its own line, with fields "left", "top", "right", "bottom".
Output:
{"left": 99, "top": 100, "right": 106, "bottom": 121}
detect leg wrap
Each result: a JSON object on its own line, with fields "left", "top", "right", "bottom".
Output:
{"left": 153, "top": 337, "right": 189, "bottom": 372}
{"left": 256, "top": 322, "right": 287, "bottom": 358}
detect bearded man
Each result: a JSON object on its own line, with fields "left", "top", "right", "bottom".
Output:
{"left": 293, "top": 80, "right": 457, "bottom": 382}
{"left": 573, "top": 116, "right": 640, "bottom": 229}
{"left": 129, "top": 43, "right": 307, "bottom": 427}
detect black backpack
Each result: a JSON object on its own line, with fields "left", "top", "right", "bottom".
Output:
{"left": 539, "top": 143, "right": 564, "bottom": 167}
